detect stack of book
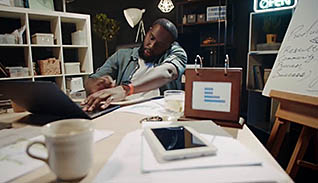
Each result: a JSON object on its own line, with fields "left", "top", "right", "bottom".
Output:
{"left": 0, "top": 100, "right": 11, "bottom": 114}
{"left": 253, "top": 65, "right": 264, "bottom": 90}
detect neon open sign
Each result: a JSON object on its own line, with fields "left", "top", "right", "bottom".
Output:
{"left": 254, "top": 0, "right": 297, "bottom": 12}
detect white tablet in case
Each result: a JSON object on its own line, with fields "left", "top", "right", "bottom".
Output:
{"left": 143, "top": 125, "right": 217, "bottom": 162}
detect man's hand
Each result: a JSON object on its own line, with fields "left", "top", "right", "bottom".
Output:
{"left": 81, "top": 86, "right": 126, "bottom": 111}
{"left": 85, "top": 75, "right": 115, "bottom": 95}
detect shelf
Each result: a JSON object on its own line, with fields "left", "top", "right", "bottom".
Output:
{"left": 247, "top": 88, "right": 263, "bottom": 93}
{"left": 249, "top": 50, "right": 279, "bottom": 55}
{"left": 63, "top": 45, "right": 89, "bottom": 48}
{"left": 178, "top": 20, "right": 225, "bottom": 26}
{"left": 34, "top": 75, "right": 63, "bottom": 78}
{"left": 0, "top": 7, "right": 93, "bottom": 94}
{"left": 31, "top": 44, "right": 61, "bottom": 48}
{"left": 246, "top": 8, "right": 294, "bottom": 134}
{"left": 0, "top": 76, "right": 32, "bottom": 81}
{"left": 200, "top": 43, "right": 225, "bottom": 47}
{"left": 176, "top": 0, "right": 232, "bottom": 67}
{"left": 0, "top": 44, "right": 28, "bottom": 47}
{"left": 64, "top": 73, "right": 90, "bottom": 77}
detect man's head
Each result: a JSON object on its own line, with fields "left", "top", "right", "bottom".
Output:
{"left": 139, "top": 18, "right": 178, "bottom": 62}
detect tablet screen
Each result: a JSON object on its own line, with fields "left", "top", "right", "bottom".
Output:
{"left": 151, "top": 126, "right": 207, "bottom": 151}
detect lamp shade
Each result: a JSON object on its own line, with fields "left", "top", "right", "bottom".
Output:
{"left": 123, "top": 8, "right": 145, "bottom": 28}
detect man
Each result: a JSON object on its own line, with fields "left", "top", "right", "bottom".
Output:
{"left": 82, "top": 18, "right": 187, "bottom": 111}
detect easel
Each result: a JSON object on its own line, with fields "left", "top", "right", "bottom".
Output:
{"left": 266, "top": 90, "right": 318, "bottom": 178}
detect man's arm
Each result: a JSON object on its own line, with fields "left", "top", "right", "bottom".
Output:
{"left": 133, "top": 62, "right": 178, "bottom": 93}
{"left": 84, "top": 75, "right": 115, "bottom": 95}
{"left": 82, "top": 43, "right": 187, "bottom": 111}
{"left": 84, "top": 50, "right": 122, "bottom": 95}
{"left": 82, "top": 63, "right": 177, "bottom": 111}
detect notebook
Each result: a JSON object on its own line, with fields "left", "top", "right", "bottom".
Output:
{"left": 0, "top": 81, "right": 120, "bottom": 120}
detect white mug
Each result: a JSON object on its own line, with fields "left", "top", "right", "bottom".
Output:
{"left": 26, "top": 119, "right": 94, "bottom": 181}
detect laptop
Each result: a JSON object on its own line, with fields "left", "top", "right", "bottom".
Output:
{"left": 0, "top": 81, "right": 120, "bottom": 120}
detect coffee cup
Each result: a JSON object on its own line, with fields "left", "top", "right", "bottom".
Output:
{"left": 26, "top": 119, "right": 93, "bottom": 181}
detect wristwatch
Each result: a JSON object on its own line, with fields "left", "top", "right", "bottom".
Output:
{"left": 121, "top": 81, "right": 134, "bottom": 96}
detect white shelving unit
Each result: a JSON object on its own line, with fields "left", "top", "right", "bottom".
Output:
{"left": 246, "top": 8, "right": 294, "bottom": 133}
{"left": 0, "top": 6, "right": 93, "bottom": 93}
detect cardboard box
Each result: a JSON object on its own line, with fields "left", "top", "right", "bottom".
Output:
{"left": 64, "top": 62, "right": 80, "bottom": 74}
{"left": 38, "top": 58, "right": 61, "bottom": 75}
{"left": 0, "top": 34, "right": 16, "bottom": 44}
{"left": 6, "top": 67, "right": 29, "bottom": 77}
{"left": 71, "top": 30, "right": 86, "bottom": 45}
{"left": 66, "top": 77, "right": 84, "bottom": 93}
{"left": 32, "top": 33, "right": 54, "bottom": 45}
{"left": 207, "top": 6, "right": 226, "bottom": 21}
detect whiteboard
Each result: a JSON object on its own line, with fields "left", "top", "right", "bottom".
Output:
{"left": 263, "top": 0, "right": 318, "bottom": 97}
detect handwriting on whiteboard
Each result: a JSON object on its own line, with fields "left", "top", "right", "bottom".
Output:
{"left": 270, "top": 19, "right": 318, "bottom": 92}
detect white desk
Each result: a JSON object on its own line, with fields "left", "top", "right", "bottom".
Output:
{"left": 0, "top": 110, "right": 294, "bottom": 183}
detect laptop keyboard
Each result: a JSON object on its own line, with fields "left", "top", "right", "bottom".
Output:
{"left": 75, "top": 102, "right": 119, "bottom": 118}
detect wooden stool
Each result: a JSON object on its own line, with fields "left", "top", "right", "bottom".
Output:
{"left": 266, "top": 90, "right": 318, "bottom": 179}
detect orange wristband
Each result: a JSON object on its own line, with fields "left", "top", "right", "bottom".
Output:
{"left": 127, "top": 84, "right": 134, "bottom": 96}
{"left": 122, "top": 83, "right": 134, "bottom": 96}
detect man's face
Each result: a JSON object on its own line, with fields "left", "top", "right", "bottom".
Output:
{"left": 140, "top": 24, "right": 174, "bottom": 61}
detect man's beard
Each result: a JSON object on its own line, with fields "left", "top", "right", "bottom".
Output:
{"left": 138, "top": 45, "right": 157, "bottom": 63}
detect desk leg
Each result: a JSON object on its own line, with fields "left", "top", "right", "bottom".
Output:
{"left": 267, "top": 117, "right": 289, "bottom": 158}
{"left": 286, "top": 126, "right": 315, "bottom": 178}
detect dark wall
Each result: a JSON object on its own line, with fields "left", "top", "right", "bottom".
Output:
{"left": 67, "top": 0, "right": 252, "bottom": 115}
{"left": 67, "top": 0, "right": 176, "bottom": 70}
{"left": 232, "top": 0, "right": 253, "bottom": 117}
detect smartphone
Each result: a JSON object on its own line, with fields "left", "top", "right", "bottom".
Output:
{"left": 143, "top": 125, "right": 217, "bottom": 162}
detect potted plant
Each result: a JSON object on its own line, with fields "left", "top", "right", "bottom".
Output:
{"left": 93, "top": 13, "right": 120, "bottom": 58}
{"left": 263, "top": 15, "right": 281, "bottom": 44}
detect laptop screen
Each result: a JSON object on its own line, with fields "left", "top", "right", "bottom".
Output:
{"left": 0, "top": 81, "right": 119, "bottom": 120}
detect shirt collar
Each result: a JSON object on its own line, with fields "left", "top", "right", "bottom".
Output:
{"left": 131, "top": 47, "right": 140, "bottom": 61}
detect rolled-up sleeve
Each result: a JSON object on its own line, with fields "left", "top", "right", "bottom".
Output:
{"left": 163, "top": 42, "right": 187, "bottom": 79}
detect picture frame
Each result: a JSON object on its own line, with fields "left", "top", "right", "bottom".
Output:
{"left": 187, "top": 14, "right": 196, "bottom": 23}
{"left": 29, "top": 0, "right": 54, "bottom": 11}
{"left": 197, "top": 14, "right": 206, "bottom": 23}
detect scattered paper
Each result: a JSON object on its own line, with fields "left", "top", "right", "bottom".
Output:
{"left": 142, "top": 135, "right": 261, "bottom": 172}
{"left": 116, "top": 99, "right": 166, "bottom": 116}
{"left": 94, "top": 130, "right": 290, "bottom": 183}
{"left": 0, "top": 129, "right": 113, "bottom": 183}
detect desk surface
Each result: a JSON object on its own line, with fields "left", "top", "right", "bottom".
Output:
{"left": 0, "top": 110, "right": 293, "bottom": 183}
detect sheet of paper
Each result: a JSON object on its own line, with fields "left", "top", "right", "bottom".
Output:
{"left": 94, "top": 130, "right": 290, "bottom": 183}
{"left": 263, "top": 0, "right": 318, "bottom": 97}
{"left": 116, "top": 98, "right": 166, "bottom": 116}
{"left": 0, "top": 129, "right": 113, "bottom": 183}
{"left": 0, "top": 126, "right": 41, "bottom": 148}
{"left": 192, "top": 81, "right": 232, "bottom": 112}
{"left": 141, "top": 134, "right": 261, "bottom": 172}
{"left": 111, "top": 96, "right": 149, "bottom": 106}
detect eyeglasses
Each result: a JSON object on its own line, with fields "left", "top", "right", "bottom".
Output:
{"left": 139, "top": 116, "right": 163, "bottom": 123}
